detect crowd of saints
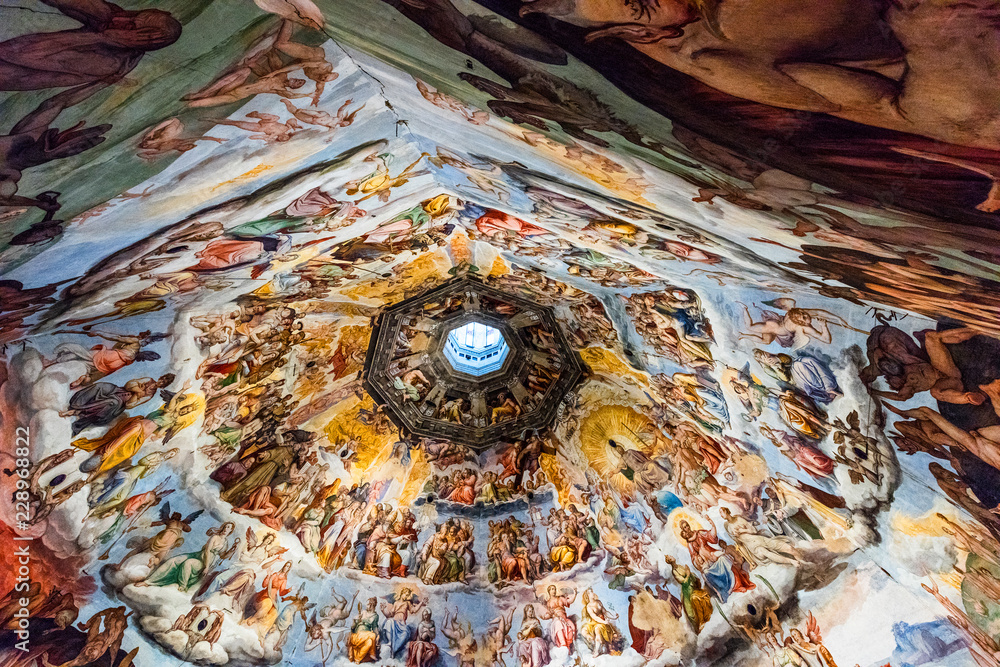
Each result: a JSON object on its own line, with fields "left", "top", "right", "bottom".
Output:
{"left": 3, "top": 1, "right": 1000, "bottom": 667}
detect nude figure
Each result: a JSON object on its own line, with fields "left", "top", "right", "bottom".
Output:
{"left": 864, "top": 327, "right": 986, "bottom": 406}
{"left": 929, "top": 463, "right": 1000, "bottom": 536}
{"left": 137, "top": 118, "right": 225, "bottom": 160}
{"left": 184, "top": 20, "right": 335, "bottom": 108}
{"left": 209, "top": 112, "right": 301, "bottom": 143}
{"left": 416, "top": 79, "right": 489, "bottom": 124}
{"left": 42, "top": 606, "right": 132, "bottom": 667}
{"left": 0, "top": 0, "right": 181, "bottom": 92}
{"left": 738, "top": 302, "right": 837, "bottom": 350}
{"left": 518, "top": 0, "right": 1000, "bottom": 153}
{"left": 22, "top": 449, "right": 86, "bottom": 526}
{"left": 441, "top": 608, "right": 477, "bottom": 667}
{"left": 1, "top": 81, "right": 110, "bottom": 212}
{"left": 263, "top": 21, "right": 338, "bottom": 106}
{"left": 280, "top": 98, "right": 364, "bottom": 130}
{"left": 184, "top": 67, "right": 311, "bottom": 108}
{"left": 887, "top": 403, "right": 1000, "bottom": 473}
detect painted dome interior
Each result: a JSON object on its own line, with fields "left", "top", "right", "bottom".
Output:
{"left": 1, "top": 3, "right": 1000, "bottom": 667}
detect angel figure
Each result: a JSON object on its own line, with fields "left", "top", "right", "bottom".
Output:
{"left": 37, "top": 606, "right": 132, "bottom": 667}
{"left": 136, "top": 522, "right": 237, "bottom": 592}
{"left": 244, "top": 528, "right": 289, "bottom": 567}
{"left": 87, "top": 480, "right": 175, "bottom": 555}
{"left": 484, "top": 607, "right": 515, "bottom": 667}
{"left": 788, "top": 613, "right": 838, "bottom": 667}
{"left": 739, "top": 299, "right": 864, "bottom": 350}
{"left": 114, "top": 502, "right": 203, "bottom": 571}
{"left": 267, "top": 588, "right": 314, "bottom": 650}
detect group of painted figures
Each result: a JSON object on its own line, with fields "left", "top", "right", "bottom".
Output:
{"left": 11, "top": 235, "right": 1000, "bottom": 667}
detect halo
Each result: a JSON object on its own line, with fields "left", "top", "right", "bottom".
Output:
{"left": 393, "top": 583, "right": 420, "bottom": 601}
{"left": 578, "top": 404, "right": 653, "bottom": 494}
{"left": 668, "top": 508, "right": 704, "bottom": 543}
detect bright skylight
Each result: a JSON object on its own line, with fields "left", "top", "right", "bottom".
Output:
{"left": 444, "top": 321, "right": 509, "bottom": 376}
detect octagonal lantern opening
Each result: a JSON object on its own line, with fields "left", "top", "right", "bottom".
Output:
{"left": 443, "top": 321, "right": 510, "bottom": 376}
{"left": 363, "top": 276, "right": 586, "bottom": 449}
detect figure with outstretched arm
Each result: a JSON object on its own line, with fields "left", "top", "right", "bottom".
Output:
{"left": 281, "top": 98, "right": 364, "bottom": 130}
{"left": 207, "top": 112, "right": 301, "bottom": 143}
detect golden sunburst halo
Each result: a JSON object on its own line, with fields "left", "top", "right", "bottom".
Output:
{"left": 324, "top": 395, "right": 398, "bottom": 475}
{"left": 579, "top": 404, "right": 653, "bottom": 495}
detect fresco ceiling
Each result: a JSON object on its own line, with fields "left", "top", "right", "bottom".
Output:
{"left": 1, "top": 2, "right": 1000, "bottom": 667}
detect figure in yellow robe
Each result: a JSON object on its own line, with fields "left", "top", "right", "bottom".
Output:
{"left": 73, "top": 416, "right": 154, "bottom": 477}
{"left": 348, "top": 598, "right": 381, "bottom": 663}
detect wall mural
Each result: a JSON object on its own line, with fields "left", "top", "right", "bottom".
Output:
{"left": 1, "top": 2, "right": 999, "bottom": 667}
